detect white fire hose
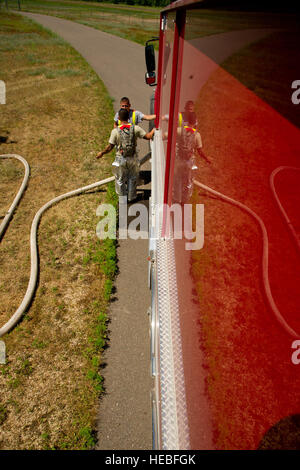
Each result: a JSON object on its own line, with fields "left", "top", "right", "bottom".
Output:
{"left": 1, "top": 154, "right": 299, "bottom": 342}
{"left": 0, "top": 153, "right": 114, "bottom": 339}
{"left": 0, "top": 154, "right": 30, "bottom": 241}
{"left": 194, "top": 166, "right": 300, "bottom": 339}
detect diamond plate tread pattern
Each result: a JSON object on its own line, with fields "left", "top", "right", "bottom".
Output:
{"left": 156, "top": 238, "right": 190, "bottom": 450}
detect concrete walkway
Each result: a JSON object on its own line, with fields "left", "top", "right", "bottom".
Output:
{"left": 21, "top": 13, "right": 153, "bottom": 450}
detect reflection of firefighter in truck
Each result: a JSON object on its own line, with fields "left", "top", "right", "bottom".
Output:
{"left": 173, "top": 102, "right": 210, "bottom": 204}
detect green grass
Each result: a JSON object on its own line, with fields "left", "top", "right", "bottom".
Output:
{"left": 26, "top": 66, "right": 81, "bottom": 78}
{"left": 5, "top": 0, "right": 161, "bottom": 46}
{"left": 5, "top": 0, "right": 299, "bottom": 47}
{"left": 0, "top": 32, "right": 65, "bottom": 51}
{"left": 8, "top": 0, "right": 161, "bottom": 17}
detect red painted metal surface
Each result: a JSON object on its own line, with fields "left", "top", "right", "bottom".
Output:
{"left": 166, "top": 10, "right": 186, "bottom": 207}
{"left": 162, "top": 11, "right": 181, "bottom": 208}
{"left": 155, "top": 4, "right": 300, "bottom": 449}
{"left": 162, "top": 0, "right": 205, "bottom": 13}
{"left": 154, "top": 14, "right": 165, "bottom": 130}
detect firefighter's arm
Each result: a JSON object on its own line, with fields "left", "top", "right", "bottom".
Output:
{"left": 142, "top": 114, "right": 156, "bottom": 121}
{"left": 195, "top": 131, "right": 210, "bottom": 163}
{"left": 96, "top": 143, "right": 114, "bottom": 159}
{"left": 196, "top": 146, "right": 210, "bottom": 163}
{"left": 143, "top": 128, "right": 155, "bottom": 140}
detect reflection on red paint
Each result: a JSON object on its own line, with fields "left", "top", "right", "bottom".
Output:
{"left": 164, "top": 34, "right": 300, "bottom": 449}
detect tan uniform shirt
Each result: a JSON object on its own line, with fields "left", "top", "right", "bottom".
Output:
{"left": 109, "top": 125, "right": 146, "bottom": 155}
{"left": 177, "top": 126, "right": 202, "bottom": 149}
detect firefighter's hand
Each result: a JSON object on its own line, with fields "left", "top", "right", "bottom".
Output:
{"left": 197, "top": 147, "right": 211, "bottom": 163}
{"left": 96, "top": 151, "right": 104, "bottom": 159}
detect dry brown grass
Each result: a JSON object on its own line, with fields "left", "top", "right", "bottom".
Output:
{"left": 0, "top": 11, "right": 116, "bottom": 449}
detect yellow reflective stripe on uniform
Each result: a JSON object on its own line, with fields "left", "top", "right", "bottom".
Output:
{"left": 179, "top": 112, "right": 182, "bottom": 127}
{"left": 184, "top": 125, "right": 196, "bottom": 133}
{"left": 119, "top": 111, "right": 135, "bottom": 125}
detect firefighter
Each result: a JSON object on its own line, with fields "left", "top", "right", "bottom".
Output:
{"left": 97, "top": 108, "right": 154, "bottom": 202}
{"left": 173, "top": 111, "right": 210, "bottom": 203}
{"left": 113, "top": 97, "right": 156, "bottom": 128}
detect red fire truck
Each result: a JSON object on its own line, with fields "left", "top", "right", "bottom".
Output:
{"left": 146, "top": 0, "right": 300, "bottom": 450}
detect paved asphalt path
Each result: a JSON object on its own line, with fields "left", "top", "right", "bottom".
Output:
{"left": 21, "top": 12, "right": 154, "bottom": 450}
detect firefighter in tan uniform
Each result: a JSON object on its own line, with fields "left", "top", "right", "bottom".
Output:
{"left": 97, "top": 108, "right": 154, "bottom": 202}
{"left": 173, "top": 112, "right": 210, "bottom": 203}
